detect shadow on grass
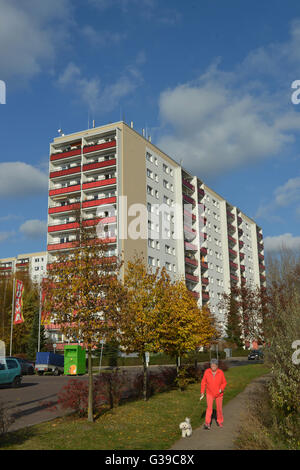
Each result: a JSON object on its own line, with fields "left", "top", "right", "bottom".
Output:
{"left": 0, "top": 426, "right": 36, "bottom": 449}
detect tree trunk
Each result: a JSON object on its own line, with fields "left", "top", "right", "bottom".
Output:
{"left": 142, "top": 352, "right": 148, "bottom": 401}
{"left": 176, "top": 355, "right": 181, "bottom": 374}
{"left": 87, "top": 347, "right": 94, "bottom": 422}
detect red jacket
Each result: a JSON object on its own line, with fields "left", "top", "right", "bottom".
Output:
{"left": 201, "top": 368, "right": 227, "bottom": 398}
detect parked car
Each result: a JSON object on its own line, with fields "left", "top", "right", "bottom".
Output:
{"left": 7, "top": 357, "right": 34, "bottom": 375}
{"left": 35, "top": 352, "right": 64, "bottom": 376}
{"left": 248, "top": 349, "right": 264, "bottom": 360}
{"left": 0, "top": 358, "right": 22, "bottom": 387}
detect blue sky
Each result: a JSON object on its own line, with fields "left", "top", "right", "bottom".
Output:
{"left": 0, "top": 0, "right": 300, "bottom": 258}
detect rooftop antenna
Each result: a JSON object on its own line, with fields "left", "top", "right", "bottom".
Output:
{"left": 58, "top": 128, "right": 64, "bottom": 137}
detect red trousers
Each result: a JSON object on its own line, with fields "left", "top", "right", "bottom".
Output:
{"left": 205, "top": 394, "right": 224, "bottom": 425}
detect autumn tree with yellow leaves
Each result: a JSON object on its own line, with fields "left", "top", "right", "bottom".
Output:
{"left": 43, "top": 209, "right": 124, "bottom": 422}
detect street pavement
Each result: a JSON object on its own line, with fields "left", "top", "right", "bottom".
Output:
{"left": 0, "top": 357, "right": 263, "bottom": 432}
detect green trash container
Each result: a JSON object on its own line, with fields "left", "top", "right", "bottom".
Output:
{"left": 64, "top": 345, "right": 86, "bottom": 375}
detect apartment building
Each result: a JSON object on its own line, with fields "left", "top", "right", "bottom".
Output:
{"left": 0, "top": 252, "right": 47, "bottom": 284}
{"left": 46, "top": 121, "right": 266, "bottom": 342}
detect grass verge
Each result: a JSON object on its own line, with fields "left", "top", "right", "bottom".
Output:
{"left": 1, "top": 364, "right": 270, "bottom": 450}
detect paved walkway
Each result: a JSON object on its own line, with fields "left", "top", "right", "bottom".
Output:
{"left": 170, "top": 374, "right": 271, "bottom": 450}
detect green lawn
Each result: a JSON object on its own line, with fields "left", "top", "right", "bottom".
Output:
{"left": 1, "top": 364, "right": 270, "bottom": 450}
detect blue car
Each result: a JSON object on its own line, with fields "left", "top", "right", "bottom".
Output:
{"left": 0, "top": 357, "right": 22, "bottom": 387}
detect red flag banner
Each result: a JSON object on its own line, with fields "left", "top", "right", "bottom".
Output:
{"left": 13, "top": 280, "right": 24, "bottom": 325}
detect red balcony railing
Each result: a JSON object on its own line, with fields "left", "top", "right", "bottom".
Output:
{"left": 182, "top": 178, "right": 195, "bottom": 191}
{"left": 185, "top": 257, "right": 198, "bottom": 267}
{"left": 0, "top": 266, "right": 12, "bottom": 271}
{"left": 185, "top": 273, "right": 199, "bottom": 283}
{"left": 237, "top": 216, "right": 242, "bottom": 225}
{"left": 82, "top": 178, "right": 116, "bottom": 190}
{"left": 48, "top": 237, "right": 117, "bottom": 252}
{"left": 230, "top": 274, "right": 238, "bottom": 282}
{"left": 184, "top": 209, "right": 197, "bottom": 222}
{"left": 230, "top": 261, "right": 238, "bottom": 270}
{"left": 258, "top": 253, "right": 264, "bottom": 260}
{"left": 229, "top": 248, "right": 237, "bottom": 257}
{"left": 83, "top": 140, "right": 116, "bottom": 154}
{"left": 199, "top": 232, "right": 207, "bottom": 240}
{"left": 241, "top": 277, "right": 246, "bottom": 284}
{"left": 202, "top": 277, "right": 209, "bottom": 285}
{"left": 257, "top": 233, "right": 263, "bottom": 240}
{"left": 199, "top": 216, "right": 207, "bottom": 225}
{"left": 82, "top": 196, "right": 117, "bottom": 209}
{"left": 239, "top": 252, "right": 245, "bottom": 260}
{"left": 49, "top": 202, "right": 81, "bottom": 215}
{"left": 227, "top": 223, "right": 235, "bottom": 232}
{"left": 258, "top": 243, "right": 264, "bottom": 252}
{"left": 228, "top": 235, "right": 236, "bottom": 244}
{"left": 240, "top": 265, "right": 245, "bottom": 272}
{"left": 201, "top": 261, "right": 208, "bottom": 270}
{"left": 82, "top": 159, "right": 116, "bottom": 172}
{"left": 50, "top": 148, "right": 81, "bottom": 162}
{"left": 227, "top": 211, "right": 234, "bottom": 219}
{"left": 48, "top": 222, "right": 79, "bottom": 233}
{"left": 50, "top": 166, "right": 81, "bottom": 179}
{"left": 184, "top": 241, "right": 198, "bottom": 251}
{"left": 198, "top": 188, "right": 205, "bottom": 198}
{"left": 200, "top": 247, "right": 207, "bottom": 255}
{"left": 239, "top": 240, "right": 244, "bottom": 247}
{"left": 184, "top": 225, "right": 197, "bottom": 235}
{"left": 190, "top": 291, "right": 200, "bottom": 299}
{"left": 202, "top": 291, "right": 210, "bottom": 301}
{"left": 260, "top": 274, "right": 266, "bottom": 282}
{"left": 49, "top": 184, "right": 81, "bottom": 197}
{"left": 183, "top": 194, "right": 195, "bottom": 205}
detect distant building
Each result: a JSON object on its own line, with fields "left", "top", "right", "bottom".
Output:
{"left": 0, "top": 252, "right": 47, "bottom": 284}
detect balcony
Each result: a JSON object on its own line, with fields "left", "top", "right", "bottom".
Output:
{"left": 229, "top": 248, "right": 237, "bottom": 258}
{"left": 200, "top": 247, "right": 207, "bottom": 255}
{"left": 227, "top": 223, "right": 236, "bottom": 233}
{"left": 238, "top": 228, "right": 243, "bottom": 237}
{"left": 183, "top": 194, "right": 195, "bottom": 205}
{"left": 0, "top": 266, "right": 12, "bottom": 271}
{"left": 202, "top": 291, "right": 210, "bottom": 301}
{"left": 184, "top": 241, "right": 198, "bottom": 251}
{"left": 184, "top": 209, "right": 196, "bottom": 222}
{"left": 50, "top": 166, "right": 81, "bottom": 179}
{"left": 230, "top": 274, "right": 238, "bottom": 282}
{"left": 199, "top": 216, "right": 207, "bottom": 226}
{"left": 182, "top": 178, "right": 195, "bottom": 191}
{"left": 230, "top": 261, "right": 238, "bottom": 270}
{"left": 202, "top": 277, "right": 209, "bottom": 285}
{"left": 227, "top": 210, "right": 234, "bottom": 220}
{"left": 185, "top": 273, "right": 199, "bottom": 283}
{"left": 185, "top": 257, "right": 198, "bottom": 267}
{"left": 239, "top": 240, "right": 244, "bottom": 248}
{"left": 184, "top": 225, "right": 197, "bottom": 236}
{"left": 48, "top": 222, "right": 79, "bottom": 233}
{"left": 257, "top": 232, "right": 263, "bottom": 240}
{"left": 82, "top": 178, "right": 116, "bottom": 191}
{"left": 239, "top": 252, "right": 245, "bottom": 260}
{"left": 189, "top": 291, "right": 200, "bottom": 300}
{"left": 240, "top": 265, "right": 245, "bottom": 272}
{"left": 199, "top": 232, "right": 207, "bottom": 241}
{"left": 48, "top": 236, "right": 117, "bottom": 252}
{"left": 201, "top": 261, "right": 208, "bottom": 270}
{"left": 258, "top": 253, "right": 264, "bottom": 261}
{"left": 259, "top": 264, "right": 265, "bottom": 272}
{"left": 49, "top": 183, "right": 81, "bottom": 197}
{"left": 83, "top": 140, "right": 116, "bottom": 155}
{"left": 82, "top": 196, "right": 117, "bottom": 209}
{"left": 82, "top": 158, "right": 116, "bottom": 173}
{"left": 50, "top": 148, "right": 81, "bottom": 162}
{"left": 260, "top": 274, "right": 266, "bottom": 282}
{"left": 241, "top": 276, "right": 246, "bottom": 284}
{"left": 237, "top": 216, "right": 242, "bottom": 225}
{"left": 257, "top": 242, "right": 264, "bottom": 252}
{"left": 82, "top": 216, "right": 116, "bottom": 228}
{"left": 228, "top": 235, "right": 237, "bottom": 245}
{"left": 198, "top": 188, "right": 205, "bottom": 198}
{"left": 49, "top": 202, "right": 80, "bottom": 215}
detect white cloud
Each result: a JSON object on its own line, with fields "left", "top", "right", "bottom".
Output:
{"left": 0, "top": 162, "right": 48, "bottom": 198}
{"left": 19, "top": 219, "right": 47, "bottom": 240}
{"left": 157, "top": 20, "right": 300, "bottom": 178}
{"left": 81, "top": 25, "right": 126, "bottom": 46}
{"left": 274, "top": 177, "right": 300, "bottom": 207}
{"left": 264, "top": 233, "right": 300, "bottom": 251}
{"left": 0, "top": 231, "right": 15, "bottom": 243}
{"left": 0, "top": 0, "right": 72, "bottom": 81}
{"left": 57, "top": 57, "right": 143, "bottom": 114}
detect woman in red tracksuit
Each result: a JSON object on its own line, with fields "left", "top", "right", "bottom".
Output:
{"left": 200, "top": 358, "right": 227, "bottom": 429}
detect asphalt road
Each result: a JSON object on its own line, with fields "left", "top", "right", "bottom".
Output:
{"left": 0, "top": 357, "right": 264, "bottom": 433}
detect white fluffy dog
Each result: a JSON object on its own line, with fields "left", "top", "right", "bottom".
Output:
{"left": 179, "top": 417, "right": 192, "bottom": 438}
